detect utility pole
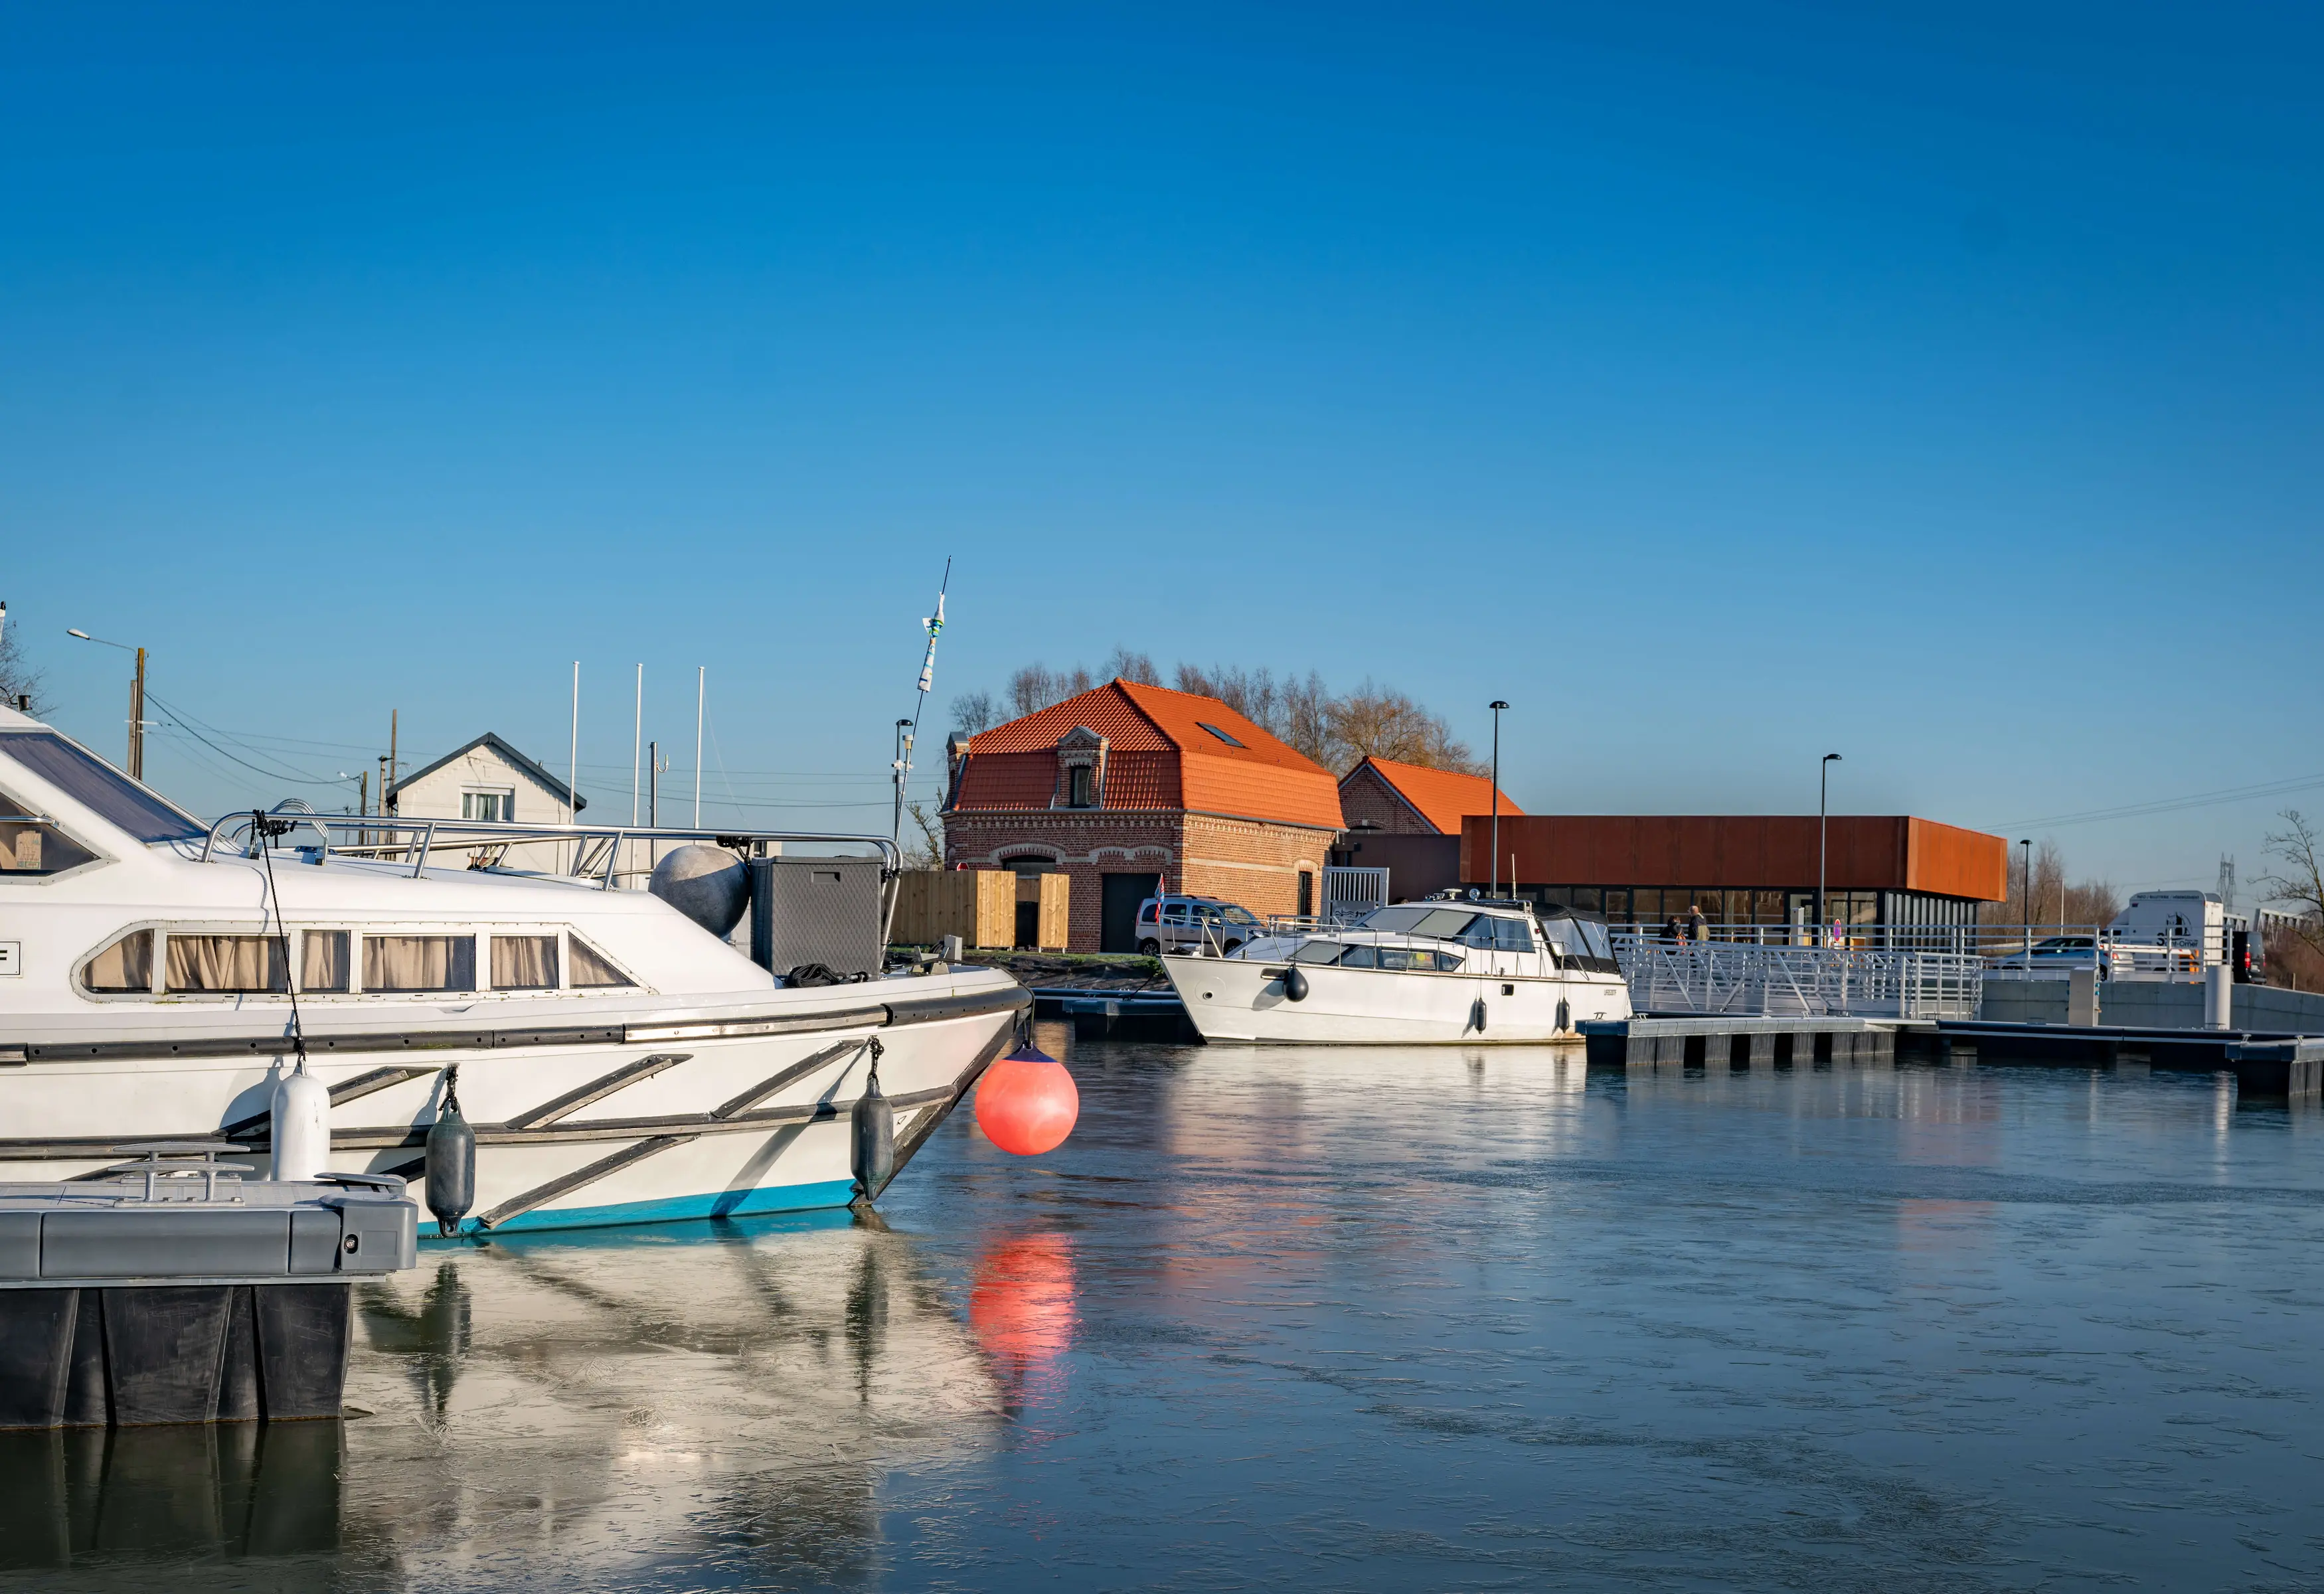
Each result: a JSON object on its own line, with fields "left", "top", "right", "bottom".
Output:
{"left": 631, "top": 664, "right": 643, "bottom": 826}
{"left": 387, "top": 710, "right": 398, "bottom": 806}
{"left": 648, "top": 740, "right": 659, "bottom": 827}
{"left": 1488, "top": 701, "right": 1509, "bottom": 896}
{"left": 694, "top": 666, "right": 705, "bottom": 829}
{"left": 127, "top": 647, "right": 146, "bottom": 779}
{"left": 64, "top": 627, "right": 149, "bottom": 777}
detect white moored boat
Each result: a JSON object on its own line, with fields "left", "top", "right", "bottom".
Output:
{"left": 0, "top": 704, "right": 1026, "bottom": 1232}
{"left": 1161, "top": 894, "right": 1631, "bottom": 1044}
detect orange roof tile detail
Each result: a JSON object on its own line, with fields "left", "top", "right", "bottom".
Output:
{"left": 955, "top": 680, "right": 1344, "bottom": 830}
{"left": 1346, "top": 755, "right": 1521, "bottom": 835}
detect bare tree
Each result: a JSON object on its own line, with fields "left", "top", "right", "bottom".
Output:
{"left": 948, "top": 690, "right": 1000, "bottom": 738}
{"left": 1995, "top": 839, "right": 2119, "bottom": 934}
{"left": 1007, "top": 663, "right": 1092, "bottom": 718}
{"left": 2254, "top": 809, "right": 2324, "bottom": 961}
{"left": 1100, "top": 647, "right": 1161, "bottom": 685}
{"left": 0, "top": 608, "right": 46, "bottom": 716}
{"left": 1325, "top": 680, "right": 1482, "bottom": 774}
{"left": 902, "top": 799, "right": 948, "bottom": 870}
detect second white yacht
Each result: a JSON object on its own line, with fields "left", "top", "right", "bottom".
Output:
{"left": 1161, "top": 894, "right": 1631, "bottom": 1044}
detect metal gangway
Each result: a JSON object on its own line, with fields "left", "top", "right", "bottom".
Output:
{"left": 1611, "top": 929, "right": 1983, "bottom": 1020}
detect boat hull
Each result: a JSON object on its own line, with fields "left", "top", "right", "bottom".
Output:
{"left": 0, "top": 981, "right": 1024, "bottom": 1234}
{"left": 1163, "top": 953, "right": 1629, "bottom": 1044}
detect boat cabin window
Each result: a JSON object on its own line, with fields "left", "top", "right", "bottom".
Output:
{"left": 1360, "top": 906, "right": 1478, "bottom": 940}
{"left": 166, "top": 933, "right": 289, "bottom": 994}
{"left": 568, "top": 933, "right": 635, "bottom": 989}
{"left": 364, "top": 935, "right": 476, "bottom": 993}
{"left": 493, "top": 935, "right": 560, "bottom": 989}
{"left": 0, "top": 732, "right": 205, "bottom": 843}
{"left": 1291, "top": 941, "right": 1345, "bottom": 965}
{"left": 84, "top": 929, "right": 154, "bottom": 992}
{"left": 1490, "top": 917, "right": 1534, "bottom": 953}
{"left": 1335, "top": 943, "right": 1459, "bottom": 972}
{"left": 0, "top": 805, "right": 100, "bottom": 877}
{"left": 302, "top": 931, "right": 351, "bottom": 993}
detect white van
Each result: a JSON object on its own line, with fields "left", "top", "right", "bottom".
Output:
{"left": 1135, "top": 894, "right": 1263, "bottom": 957}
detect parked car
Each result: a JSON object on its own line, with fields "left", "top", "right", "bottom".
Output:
{"left": 1137, "top": 895, "right": 1263, "bottom": 957}
{"left": 1985, "top": 935, "right": 2131, "bottom": 979}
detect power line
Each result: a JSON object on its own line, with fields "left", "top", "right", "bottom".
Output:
{"left": 1992, "top": 771, "right": 2324, "bottom": 832}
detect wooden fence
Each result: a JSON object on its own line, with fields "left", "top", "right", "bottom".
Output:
{"left": 891, "top": 870, "right": 1068, "bottom": 950}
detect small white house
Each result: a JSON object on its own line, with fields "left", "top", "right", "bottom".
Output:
{"left": 387, "top": 733, "right": 584, "bottom": 874}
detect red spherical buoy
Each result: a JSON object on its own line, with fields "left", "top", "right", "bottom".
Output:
{"left": 974, "top": 1042, "right": 1079, "bottom": 1155}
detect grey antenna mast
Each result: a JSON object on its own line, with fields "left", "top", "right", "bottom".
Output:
{"left": 892, "top": 558, "right": 951, "bottom": 850}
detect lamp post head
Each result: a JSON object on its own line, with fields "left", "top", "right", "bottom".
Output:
{"left": 1822, "top": 752, "right": 1841, "bottom": 763}
{"left": 1489, "top": 700, "right": 1509, "bottom": 711}
{"left": 66, "top": 629, "right": 90, "bottom": 640}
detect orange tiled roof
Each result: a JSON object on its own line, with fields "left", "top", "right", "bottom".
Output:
{"left": 954, "top": 680, "right": 1345, "bottom": 830}
{"left": 1346, "top": 755, "right": 1521, "bottom": 835}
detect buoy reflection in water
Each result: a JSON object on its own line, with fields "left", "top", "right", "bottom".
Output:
{"left": 969, "top": 1231, "right": 1078, "bottom": 1409}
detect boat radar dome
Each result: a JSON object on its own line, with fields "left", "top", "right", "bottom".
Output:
{"left": 650, "top": 844, "right": 750, "bottom": 937}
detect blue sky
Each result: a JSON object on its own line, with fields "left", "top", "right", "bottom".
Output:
{"left": 3, "top": 2, "right": 2317, "bottom": 896}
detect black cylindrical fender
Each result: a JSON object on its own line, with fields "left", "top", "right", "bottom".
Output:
{"left": 424, "top": 1075, "right": 477, "bottom": 1239}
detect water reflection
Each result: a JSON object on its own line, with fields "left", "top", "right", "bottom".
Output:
{"left": 969, "top": 1232, "right": 1077, "bottom": 1411}
{"left": 0, "top": 1421, "right": 341, "bottom": 1572}
{"left": 332, "top": 1213, "right": 1001, "bottom": 1589}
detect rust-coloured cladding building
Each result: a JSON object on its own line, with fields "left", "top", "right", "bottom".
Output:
{"left": 1457, "top": 815, "right": 2008, "bottom": 931}
{"left": 944, "top": 680, "right": 1345, "bottom": 952}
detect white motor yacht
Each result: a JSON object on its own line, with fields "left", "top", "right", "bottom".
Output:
{"left": 1161, "top": 893, "right": 1631, "bottom": 1044}
{"left": 0, "top": 704, "right": 1026, "bottom": 1232}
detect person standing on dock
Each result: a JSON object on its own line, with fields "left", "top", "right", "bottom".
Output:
{"left": 1687, "top": 904, "right": 1709, "bottom": 944}
{"left": 1663, "top": 912, "right": 1684, "bottom": 945}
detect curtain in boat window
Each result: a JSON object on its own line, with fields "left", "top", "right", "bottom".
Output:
{"left": 568, "top": 934, "right": 634, "bottom": 988}
{"left": 301, "top": 931, "right": 349, "bottom": 993}
{"left": 166, "top": 933, "right": 288, "bottom": 993}
{"left": 492, "top": 935, "right": 558, "bottom": 989}
{"left": 363, "top": 935, "right": 475, "bottom": 993}
{"left": 84, "top": 929, "right": 153, "bottom": 992}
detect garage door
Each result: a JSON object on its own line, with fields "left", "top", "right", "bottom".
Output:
{"left": 1101, "top": 872, "right": 1155, "bottom": 954}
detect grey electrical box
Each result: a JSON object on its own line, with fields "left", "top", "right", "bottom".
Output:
{"left": 749, "top": 856, "right": 886, "bottom": 979}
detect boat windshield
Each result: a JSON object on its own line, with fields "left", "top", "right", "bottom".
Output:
{"left": 1359, "top": 906, "right": 1478, "bottom": 939}
{"left": 0, "top": 732, "right": 206, "bottom": 843}
{"left": 1542, "top": 916, "right": 1616, "bottom": 961}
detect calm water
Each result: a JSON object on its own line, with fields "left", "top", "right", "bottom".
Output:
{"left": 7, "top": 1030, "right": 2323, "bottom": 1591}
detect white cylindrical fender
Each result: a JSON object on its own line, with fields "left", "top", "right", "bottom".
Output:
{"left": 270, "top": 1063, "right": 331, "bottom": 1182}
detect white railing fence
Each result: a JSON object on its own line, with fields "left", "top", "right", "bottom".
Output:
{"left": 1611, "top": 921, "right": 2223, "bottom": 980}
{"left": 1610, "top": 931, "right": 1983, "bottom": 1020}
{"left": 1322, "top": 866, "right": 1390, "bottom": 925}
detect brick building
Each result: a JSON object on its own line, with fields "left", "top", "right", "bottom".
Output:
{"left": 1330, "top": 756, "right": 1521, "bottom": 901}
{"left": 943, "top": 680, "right": 1345, "bottom": 952}
{"left": 1337, "top": 756, "right": 1519, "bottom": 835}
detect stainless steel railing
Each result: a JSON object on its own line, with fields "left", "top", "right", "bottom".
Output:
{"left": 1610, "top": 932, "right": 1984, "bottom": 1020}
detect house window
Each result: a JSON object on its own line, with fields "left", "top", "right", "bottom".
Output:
{"left": 1297, "top": 871, "right": 1315, "bottom": 917}
{"left": 1197, "top": 722, "right": 1244, "bottom": 748}
{"left": 1068, "top": 766, "right": 1094, "bottom": 807}
{"left": 461, "top": 789, "right": 515, "bottom": 822}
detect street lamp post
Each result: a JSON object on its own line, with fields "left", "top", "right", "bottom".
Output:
{"left": 66, "top": 628, "right": 147, "bottom": 779}
{"left": 1817, "top": 753, "right": 1841, "bottom": 943}
{"left": 1489, "top": 701, "right": 1509, "bottom": 897}
{"left": 2021, "top": 839, "right": 2033, "bottom": 961}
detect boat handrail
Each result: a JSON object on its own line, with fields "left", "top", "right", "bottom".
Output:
{"left": 196, "top": 812, "right": 901, "bottom": 888}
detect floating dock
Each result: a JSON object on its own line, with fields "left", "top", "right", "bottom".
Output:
{"left": 1580, "top": 1016, "right": 2323, "bottom": 1098}
{"left": 0, "top": 1151, "right": 418, "bottom": 1429}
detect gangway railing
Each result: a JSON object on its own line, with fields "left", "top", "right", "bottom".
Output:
{"left": 1612, "top": 922, "right": 2223, "bottom": 981}
{"left": 1610, "top": 931, "right": 1983, "bottom": 1020}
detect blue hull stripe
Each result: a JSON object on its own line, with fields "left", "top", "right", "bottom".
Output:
{"left": 423, "top": 1177, "right": 860, "bottom": 1240}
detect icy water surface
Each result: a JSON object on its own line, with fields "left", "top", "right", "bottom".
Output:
{"left": 7, "top": 1032, "right": 2324, "bottom": 1591}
